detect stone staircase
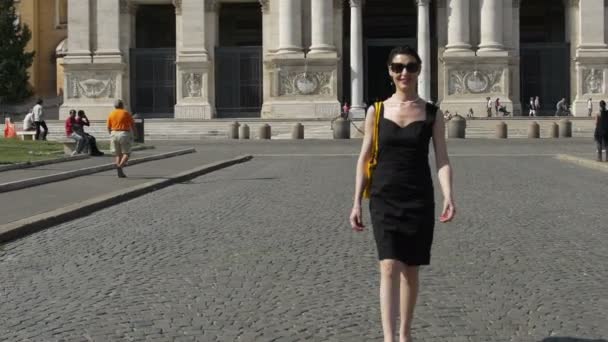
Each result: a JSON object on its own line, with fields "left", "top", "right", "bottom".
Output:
{"left": 1, "top": 117, "right": 596, "bottom": 140}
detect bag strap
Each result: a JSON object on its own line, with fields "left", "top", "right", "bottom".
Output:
{"left": 371, "top": 102, "right": 383, "bottom": 164}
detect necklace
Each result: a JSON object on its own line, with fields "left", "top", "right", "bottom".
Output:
{"left": 387, "top": 96, "right": 420, "bottom": 106}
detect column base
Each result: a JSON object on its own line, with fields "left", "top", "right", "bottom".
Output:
{"left": 261, "top": 101, "right": 340, "bottom": 119}
{"left": 443, "top": 49, "right": 475, "bottom": 57}
{"left": 61, "top": 58, "right": 126, "bottom": 120}
{"left": 175, "top": 103, "right": 214, "bottom": 119}
{"left": 349, "top": 107, "right": 366, "bottom": 119}
{"left": 441, "top": 55, "right": 519, "bottom": 116}
{"left": 262, "top": 54, "right": 340, "bottom": 119}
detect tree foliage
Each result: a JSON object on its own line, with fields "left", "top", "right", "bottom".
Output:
{"left": 0, "top": 0, "right": 35, "bottom": 104}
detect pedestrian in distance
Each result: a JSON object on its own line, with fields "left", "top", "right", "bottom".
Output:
{"left": 33, "top": 98, "right": 48, "bottom": 140}
{"left": 106, "top": 99, "right": 135, "bottom": 178}
{"left": 529, "top": 97, "right": 536, "bottom": 117}
{"left": 594, "top": 100, "right": 608, "bottom": 162}
{"left": 350, "top": 45, "right": 455, "bottom": 342}
{"left": 588, "top": 98, "right": 593, "bottom": 117}
{"left": 486, "top": 97, "right": 492, "bottom": 117}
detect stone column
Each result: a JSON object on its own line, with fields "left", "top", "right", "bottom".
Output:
{"left": 309, "top": 0, "right": 335, "bottom": 54}
{"left": 417, "top": 0, "right": 431, "bottom": 101}
{"left": 175, "top": 0, "right": 213, "bottom": 119}
{"left": 350, "top": 0, "right": 365, "bottom": 118}
{"left": 478, "top": 0, "right": 504, "bottom": 53}
{"left": 278, "top": 0, "right": 302, "bottom": 53}
{"left": 66, "top": 0, "right": 91, "bottom": 59}
{"left": 578, "top": 0, "right": 607, "bottom": 49}
{"left": 96, "top": 0, "right": 121, "bottom": 58}
{"left": 180, "top": 0, "right": 208, "bottom": 57}
{"left": 445, "top": 0, "right": 472, "bottom": 53}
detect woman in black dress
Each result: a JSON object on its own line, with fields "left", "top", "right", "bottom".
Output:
{"left": 350, "top": 46, "right": 455, "bottom": 342}
{"left": 595, "top": 100, "right": 608, "bottom": 161}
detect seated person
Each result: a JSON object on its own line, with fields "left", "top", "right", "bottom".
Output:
{"left": 499, "top": 105, "right": 511, "bottom": 116}
{"left": 23, "top": 112, "right": 35, "bottom": 131}
{"left": 77, "top": 110, "right": 104, "bottom": 156}
{"left": 65, "top": 109, "right": 89, "bottom": 156}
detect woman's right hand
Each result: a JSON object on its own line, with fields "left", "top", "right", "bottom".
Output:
{"left": 350, "top": 205, "right": 365, "bottom": 232}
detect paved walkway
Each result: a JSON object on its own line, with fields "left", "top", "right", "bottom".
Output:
{"left": 0, "top": 139, "right": 606, "bottom": 341}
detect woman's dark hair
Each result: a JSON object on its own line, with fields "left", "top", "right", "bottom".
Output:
{"left": 36, "top": 98, "right": 43, "bottom": 105}
{"left": 69, "top": 109, "right": 76, "bottom": 115}
{"left": 600, "top": 100, "right": 606, "bottom": 110}
{"left": 77, "top": 110, "right": 85, "bottom": 116}
{"left": 386, "top": 46, "right": 422, "bottom": 66}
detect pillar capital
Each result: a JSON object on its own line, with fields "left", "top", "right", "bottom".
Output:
{"left": 416, "top": 0, "right": 431, "bottom": 6}
{"left": 259, "top": 0, "right": 269, "bottom": 13}
{"left": 173, "top": 0, "right": 181, "bottom": 15}
{"left": 349, "top": 0, "right": 363, "bottom": 8}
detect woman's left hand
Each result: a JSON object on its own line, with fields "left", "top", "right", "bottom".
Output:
{"left": 439, "top": 198, "right": 455, "bottom": 223}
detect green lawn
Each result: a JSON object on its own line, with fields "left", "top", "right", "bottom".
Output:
{"left": 0, "top": 138, "right": 65, "bottom": 164}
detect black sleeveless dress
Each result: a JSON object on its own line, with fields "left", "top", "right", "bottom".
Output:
{"left": 369, "top": 102, "right": 437, "bottom": 265}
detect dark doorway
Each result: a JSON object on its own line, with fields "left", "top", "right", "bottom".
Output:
{"left": 130, "top": 5, "right": 176, "bottom": 117}
{"left": 342, "top": 1, "right": 436, "bottom": 106}
{"left": 215, "top": 3, "right": 263, "bottom": 118}
{"left": 520, "top": 0, "right": 569, "bottom": 116}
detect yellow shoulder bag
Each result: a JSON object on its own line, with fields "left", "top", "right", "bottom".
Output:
{"left": 363, "top": 102, "right": 382, "bottom": 199}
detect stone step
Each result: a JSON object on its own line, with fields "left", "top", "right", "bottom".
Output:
{"left": 2, "top": 119, "right": 596, "bottom": 140}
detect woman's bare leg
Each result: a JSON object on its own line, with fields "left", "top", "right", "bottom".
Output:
{"left": 380, "top": 260, "right": 403, "bottom": 342}
{"left": 399, "top": 265, "right": 419, "bottom": 342}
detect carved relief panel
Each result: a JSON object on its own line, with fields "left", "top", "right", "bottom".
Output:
{"left": 279, "top": 71, "right": 334, "bottom": 96}
{"left": 448, "top": 69, "right": 503, "bottom": 95}
{"left": 183, "top": 72, "right": 203, "bottom": 98}
{"left": 582, "top": 68, "right": 604, "bottom": 95}
{"left": 67, "top": 73, "right": 116, "bottom": 99}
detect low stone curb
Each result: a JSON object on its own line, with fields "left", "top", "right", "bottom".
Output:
{"left": 0, "top": 155, "right": 253, "bottom": 243}
{"left": 0, "top": 148, "right": 196, "bottom": 193}
{"left": 554, "top": 154, "right": 608, "bottom": 173}
{"left": 0, "top": 154, "right": 90, "bottom": 172}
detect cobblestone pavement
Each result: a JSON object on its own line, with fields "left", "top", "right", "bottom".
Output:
{"left": 1, "top": 141, "right": 607, "bottom": 342}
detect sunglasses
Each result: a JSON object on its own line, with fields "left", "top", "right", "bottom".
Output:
{"left": 390, "top": 62, "right": 420, "bottom": 74}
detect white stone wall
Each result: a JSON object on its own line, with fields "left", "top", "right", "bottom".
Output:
{"left": 61, "top": 0, "right": 608, "bottom": 120}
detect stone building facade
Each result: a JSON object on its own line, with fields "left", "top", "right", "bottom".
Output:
{"left": 14, "top": 0, "right": 68, "bottom": 98}
{"left": 61, "top": 0, "right": 608, "bottom": 119}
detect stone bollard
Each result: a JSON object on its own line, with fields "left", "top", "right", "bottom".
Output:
{"left": 550, "top": 122, "right": 559, "bottom": 138}
{"left": 332, "top": 117, "right": 351, "bottom": 139}
{"left": 228, "top": 121, "right": 239, "bottom": 139}
{"left": 559, "top": 119, "right": 572, "bottom": 138}
{"left": 495, "top": 121, "right": 507, "bottom": 139}
{"left": 258, "top": 124, "right": 271, "bottom": 140}
{"left": 239, "top": 124, "right": 250, "bottom": 139}
{"left": 292, "top": 123, "right": 304, "bottom": 139}
{"left": 447, "top": 115, "right": 466, "bottom": 138}
{"left": 528, "top": 121, "right": 540, "bottom": 139}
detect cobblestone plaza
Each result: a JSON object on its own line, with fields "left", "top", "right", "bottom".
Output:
{"left": 0, "top": 140, "right": 606, "bottom": 341}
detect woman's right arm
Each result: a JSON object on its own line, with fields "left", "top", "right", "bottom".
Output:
{"left": 350, "top": 106, "right": 378, "bottom": 231}
{"left": 353, "top": 106, "right": 377, "bottom": 207}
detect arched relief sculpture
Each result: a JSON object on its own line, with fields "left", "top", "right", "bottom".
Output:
{"left": 448, "top": 69, "right": 502, "bottom": 95}
{"left": 279, "top": 71, "right": 333, "bottom": 96}
{"left": 67, "top": 73, "right": 116, "bottom": 99}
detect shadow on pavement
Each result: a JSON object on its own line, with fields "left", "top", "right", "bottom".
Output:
{"left": 178, "top": 177, "right": 280, "bottom": 185}
{"left": 542, "top": 338, "right": 607, "bottom": 342}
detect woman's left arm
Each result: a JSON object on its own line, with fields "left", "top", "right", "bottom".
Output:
{"left": 432, "top": 110, "right": 455, "bottom": 222}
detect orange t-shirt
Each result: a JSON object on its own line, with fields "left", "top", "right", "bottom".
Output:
{"left": 106, "top": 109, "right": 134, "bottom": 131}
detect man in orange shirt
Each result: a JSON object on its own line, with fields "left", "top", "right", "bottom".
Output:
{"left": 106, "top": 99, "right": 135, "bottom": 178}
